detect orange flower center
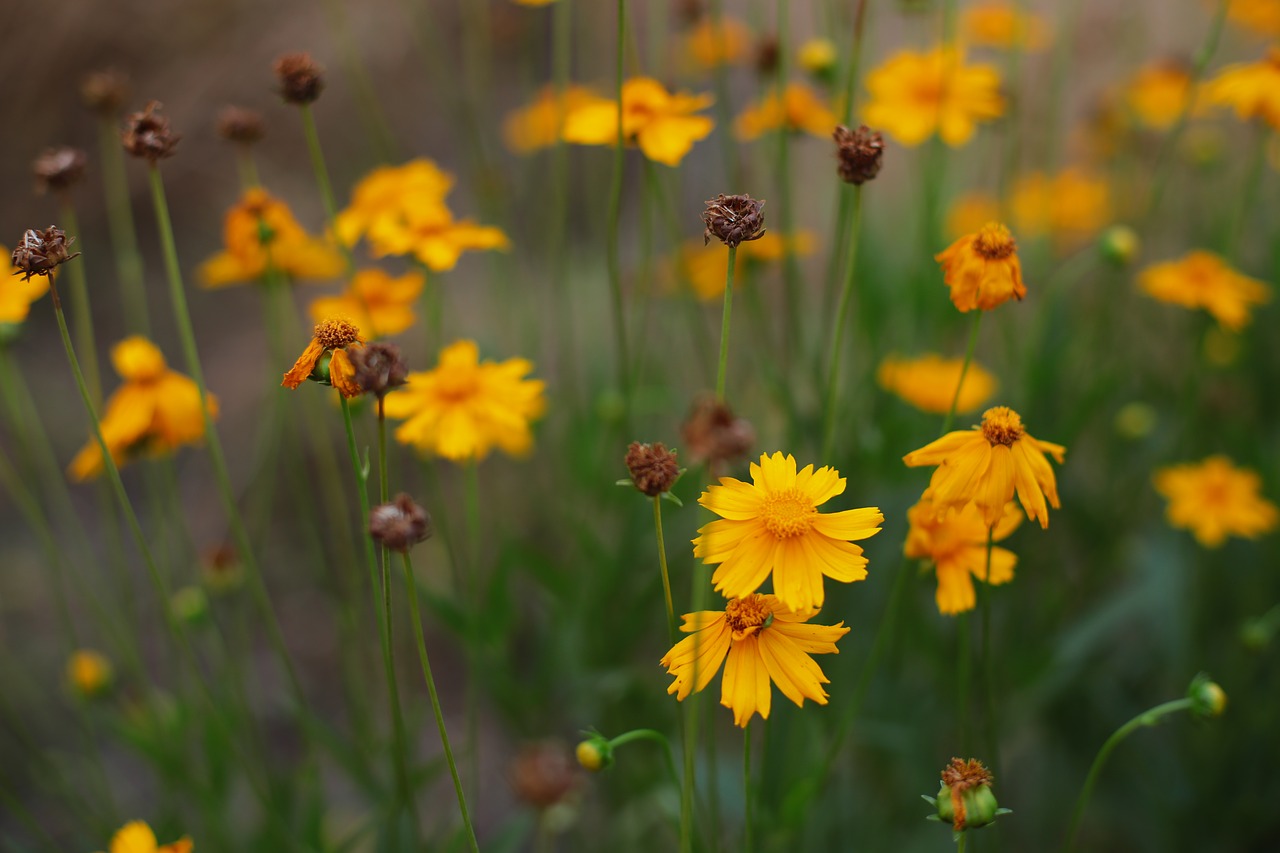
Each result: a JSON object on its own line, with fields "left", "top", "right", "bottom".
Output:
{"left": 314, "top": 317, "right": 361, "bottom": 350}
{"left": 980, "top": 406, "right": 1025, "bottom": 446}
{"left": 973, "top": 223, "right": 1016, "bottom": 260}
{"left": 724, "top": 594, "right": 772, "bottom": 637}
{"left": 761, "top": 488, "right": 817, "bottom": 538}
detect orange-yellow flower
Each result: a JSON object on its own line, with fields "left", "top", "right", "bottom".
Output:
{"left": 1153, "top": 455, "right": 1279, "bottom": 548}
{"left": 308, "top": 268, "right": 423, "bottom": 338}
{"left": 935, "top": 222, "right": 1026, "bottom": 312}
{"left": 661, "top": 593, "right": 849, "bottom": 727}
{"left": 0, "top": 243, "right": 50, "bottom": 328}
{"left": 905, "top": 491, "right": 1022, "bottom": 615}
{"left": 563, "top": 77, "right": 715, "bottom": 166}
{"left": 335, "top": 159, "right": 455, "bottom": 248}
{"left": 863, "top": 48, "right": 1004, "bottom": 147}
{"left": 97, "top": 821, "right": 192, "bottom": 853}
{"left": 282, "top": 317, "right": 365, "bottom": 398}
{"left": 366, "top": 198, "right": 510, "bottom": 272}
{"left": 684, "top": 15, "right": 751, "bottom": 69}
{"left": 877, "top": 353, "right": 997, "bottom": 415}
{"left": 69, "top": 337, "right": 218, "bottom": 481}
{"left": 504, "top": 84, "right": 605, "bottom": 154}
{"left": 1226, "top": 0, "right": 1280, "bottom": 38}
{"left": 384, "top": 339, "right": 546, "bottom": 462}
{"left": 1009, "top": 169, "right": 1111, "bottom": 243}
{"left": 676, "top": 231, "right": 816, "bottom": 301}
{"left": 961, "top": 1, "right": 1049, "bottom": 50}
{"left": 1124, "top": 61, "right": 1195, "bottom": 130}
{"left": 67, "top": 649, "right": 113, "bottom": 697}
{"left": 734, "top": 82, "right": 839, "bottom": 140}
{"left": 1204, "top": 47, "right": 1280, "bottom": 128}
{"left": 798, "top": 38, "right": 838, "bottom": 78}
{"left": 945, "top": 192, "right": 1001, "bottom": 240}
{"left": 1137, "top": 250, "right": 1271, "bottom": 331}
{"left": 198, "top": 188, "right": 344, "bottom": 287}
{"left": 693, "top": 452, "right": 883, "bottom": 612}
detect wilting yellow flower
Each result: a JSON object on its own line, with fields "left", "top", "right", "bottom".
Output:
{"left": 661, "top": 593, "right": 849, "bottom": 727}
{"left": 67, "top": 649, "right": 113, "bottom": 697}
{"left": 1009, "top": 169, "right": 1111, "bottom": 243}
{"left": 504, "top": 84, "right": 605, "bottom": 154}
{"left": 1204, "top": 47, "right": 1280, "bottom": 128}
{"left": 863, "top": 48, "right": 1004, "bottom": 147}
{"left": 905, "top": 492, "right": 1022, "bottom": 615}
{"left": 961, "top": 1, "right": 1049, "bottom": 50}
{"left": 1227, "top": 0, "right": 1280, "bottom": 38}
{"left": 693, "top": 452, "right": 883, "bottom": 612}
{"left": 676, "top": 231, "right": 816, "bottom": 301}
{"left": 0, "top": 244, "right": 50, "bottom": 327}
{"left": 935, "top": 222, "right": 1026, "bottom": 312}
{"left": 904, "top": 406, "right": 1066, "bottom": 529}
{"left": 563, "top": 77, "right": 715, "bottom": 166}
{"left": 98, "top": 821, "right": 192, "bottom": 853}
{"left": 1154, "top": 456, "right": 1278, "bottom": 548}
{"left": 798, "top": 38, "right": 838, "bottom": 77}
{"left": 335, "top": 159, "right": 455, "bottom": 248}
{"left": 1124, "top": 61, "right": 1194, "bottom": 130}
{"left": 366, "top": 198, "right": 510, "bottom": 272}
{"left": 945, "top": 192, "right": 1001, "bottom": 240}
{"left": 282, "top": 317, "right": 365, "bottom": 398}
{"left": 198, "top": 188, "right": 344, "bottom": 287}
{"left": 1137, "top": 250, "right": 1271, "bottom": 331}
{"left": 684, "top": 15, "right": 751, "bottom": 69}
{"left": 69, "top": 337, "right": 218, "bottom": 481}
{"left": 877, "top": 353, "right": 997, "bottom": 415}
{"left": 309, "top": 269, "right": 423, "bottom": 338}
{"left": 734, "top": 82, "right": 839, "bottom": 140}
{"left": 385, "top": 339, "right": 546, "bottom": 462}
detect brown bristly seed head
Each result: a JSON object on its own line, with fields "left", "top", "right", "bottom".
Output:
{"left": 350, "top": 342, "right": 409, "bottom": 397}
{"left": 217, "top": 106, "right": 266, "bottom": 145}
{"left": 701, "top": 193, "right": 766, "bottom": 248}
{"left": 369, "top": 493, "right": 433, "bottom": 552}
{"left": 940, "top": 757, "right": 994, "bottom": 793}
{"left": 121, "top": 101, "right": 181, "bottom": 162}
{"left": 313, "top": 317, "right": 362, "bottom": 350}
{"left": 754, "top": 35, "right": 781, "bottom": 76}
{"left": 625, "top": 442, "right": 680, "bottom": 497}
{"left": 80, "top": 68, "right": 129, "bottom": 116}
{"left": 508, "top": 741, "right": 581, "bottom": 811}
{"left": 33, "top": 148, "right": 88, "bottom": 195}
{"left": 833, "top": 125, "right": 885, "bottom": 186}
{"left": 10, "top": 226, "right": 81, "bottom": 281}
{"left": 680, "top": 395, "right": 755, "bottom": 466}
{"left": 274, "top": 53, "right": 325, "bottom": 105}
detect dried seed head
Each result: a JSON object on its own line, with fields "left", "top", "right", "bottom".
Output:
{"left": 701, "top": 193, "right": 766, "bottom": 248}
{"left": 217, "top": 105, "right": 266, "bottom": 145}
{"left": 313, "top": 317, "right": 362, "bottom": 350}
{"left": 508, "top": 741, "right": 581, "bottom": 810}
{"left": 369, "top": 493, "right": 432, "bottom": 552}
{"left": 274, "top": 53, "right": 325, "bottom": 105}
{"left": 625, "top": 442, "right": 680, "bottom": 497}
{"left": 350, "top": 342, "right": 409, "bottom": 397}
{"left": 10, "top": 226, "right": 81, "bottom": 281}
{"left": 33, "top": 147, "right": 88, "bottom": 195}
{"left": 754, "top": 35, "right": 781, "bottom": 76}
{"left": 122, "top": 101, "right": 181, "bottom": 162}
{"left": 681, "top": 395, "right": 755, "bottom": 466}
{"left": 833, "top": 125, "right": 885, "bottom": 185}
{"left": 80, "top": 68, "right": 129, "bottom": 116}
{"left": 936, "top": 758, "right": 999, "bottom": 831}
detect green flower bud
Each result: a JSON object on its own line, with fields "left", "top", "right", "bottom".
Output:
{"left": 1098, "top": 225, "right": 1140, "bottom": 268}
{"left": 575, "top": 737, "right": 612, "bottom": 772}
{"left": 1188, "top": 673, "right": 1227, "bottom": 718}
{"left": 1114, "top": 402, "right": 1157, "bottom": 440}
{"left": 171, "top": 585, "right": 209, "bottom": 626}
{"left": 930, "top": 757, "right": 1005, "bottom": 831}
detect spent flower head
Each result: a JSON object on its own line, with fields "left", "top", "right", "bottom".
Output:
{"left": 702, "top": 193, "right": 766, "bottom": 248}
{"left": 927, "top": 757, "right": 1005, "bottom": 831}
{"left": 33, "top": 147, "right": 88, "bottom": 195}
{"left": 681, "top": 395, "right": 754, "bottom": 467}
{"left": 351, "top": 341, "right": 409, "bottom": 397}
{"left": 10, "top": 226, "right": 80, "bottom": 281}
{"left": 275, "top": 52, "right": 325, "bottom": 105}
{"left": 624, "top": 442, "right": 680, "bottom": 497}
{"left": 217, "top": 105, "right": 266, "bottom": 145}
{"left": 122, "top": 101, "right": 180, "bottom": 162}
{"left": 833, "top": 125, "right": 885, "bottom": 185}
{"left": 80, "top": 68, "right": 129, "bottom": 115}
{"left": 369, "top": 493, "right": 433, "bottom": 552}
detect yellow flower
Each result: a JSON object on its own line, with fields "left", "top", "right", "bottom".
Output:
{"left": 1154, "top": 456, "right": 1279, "bottom": 548}
{"left": 905, "top": 491, "right": 1022, "bottom": 615}
{"left": 935, "top": 222, "right": 1027, "bottom": 312}
{"left": 1124, "top": 61, "right": 1195, "bottom": 130}
{"left": 945, "top": 192, "right": 1001, "bottom": 240}
{"left": 563, "top": 77, "right": 715, "bottom": 166}
{"left": 903, "top": 406, "right": 1066, "bottom": 529}
{"left": 693, "top": 452, "right": 883, "bottom": 612}
{"left": 863, "top": 47, "right": 1004, "bottom": 147}
{"left": 877, "top": 353, "right": 997, "bottom": 415}
{"left": 1009, "top": 169, "right": 1111, "bottom": 243}
{"left": 309, "top": 268, "right": 423, "bottom": 338}
{"left": 504, "top": 84, "right": 605, "bottom": 154}
{"left": 1227, "top": 0, "right": 1280, "bottom": 38}
{"left": 676, "top": 231, "right": 816, "bottom": 301}
{"left": 661, "top": 593, "right": 849, "bottom": 727}
{"left": 798, "top": 38, "right": 838, "bottom": 77}
{"left": 961, "top": 2, "right": 1049, "bottom": 51}
{"left": 99, "top": 821, "right": 192, "bottom": 853}
{"left": 198, "top": 188, "right": 344, "bottom": 287}
{"left": 1204, "top": 47, "right": 1280, "bottom": 128}
{"left": 282, "top": 317, "right": 366, "bottom": 398}
{"left": 734, "top": 82, "right": 839, "bottom": 140}
{"left": 384, "top": 339, "right": 546, "bottom": 462}
{"left": 1137, "top": 250, "right": 1271, "bottom": 331}
{"left": 335, "top": 159, "right": 455, "bottom": 248}
{"left": 684, "top": 15, "right": 751, "bottom": 69}
{"left": 67, "top": 649, "right": 113, "bottom": 697}
{"left": 365, "top": 197, "right": 509, "bottom": 272}
{"left": 69, "top": 338, "right": 218, "bottom": 481}
{"left": 0, "top": 243, "right": 50, "bottom": 328}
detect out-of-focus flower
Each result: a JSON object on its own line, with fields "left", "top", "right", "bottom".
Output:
{"left": 961, "top": 1, "right": 1049, "bottom": 51}
{"left": 367, "top": 199, "right": 509, "bottom": 272}
{"left": 798, "top": 38, "right": 838, "bottom": 79}
{"left": 1137, "top": 250, "right": 1271, "bottom": 330}
{"left": 1204, "top": 47, "right": 1280, "bottom": 128}
{"left": 1098, "top": 224, "right": 1140, "bottom": 267}
{"left": 734, "top": 82, "right": 839, "bottom": 140}
{"left": 935, "top": 222, "right": 1027, "bottom": 312}
{"left": 513, "top": 0, "right": 559, "bottom": 5}
{"left": 863, "top": 48, "right": 1004, "bottom": 147}
{"left": 0, "top": 243, "right": 50, "bottom": 330}
{"left": 122, "top": 101, "right": 180, "bottom": 162}
{"left": 504, "top": 85, "right": 605, "bottom": 154}
{"left": 309, "top": 269, "right": 423, "bottom": 338}
{"left": 509, "top": 741, "right": 581, "bottom": 811}
{"left": 1226, "top": 0, "right": 1280, "bottom": 38}
{"left": 33, "top": 147, "right": 88, "bottom": 195}
{"left": 217, "top": 106, "right": 266, "bottom": 145}
{"left": 681, "top": 395, "right": 755, "bottom": 466}
{"left": 97, "top": 821, "right": 192, "bottom": 853}
{"left": 1154, "top": 455, "right": 1278, "bottom": 547}
{"left": 1124, "top": 61, "right": 1195, "bottom": 130}
{"left": 684, "top": 15, "right": 751, "bottom": 69}
{"left": 81, "top": 68, "right": 129, "bottom": 116}
{"left": 833, "top": 125, "right": 885, "bottom": 185}
{"left": 67, "top": 649, "right": 113, "bottom": 697}
{"left": 676, "top": 231, "right": 815, "bottom": 301}
{"left": 336, "top": 159, "right": 455, "bottom": 248}
{"left": 1009, "top": 169, "right": 1111, "bottom": 243}
{"left": 563, "top": 77, "right": 714, "bottom": 166}
{"left": 199, "top": 188, "right": 344, "bottom": 287}
{"left": 946, "top": 192, "right": 1001, "bottom": 240}
{"left": 877, "top": 353, "right": 997, "bottom": 415}
{"left": 282, "top": 317, "right": 365, "bottom": 398}
{"left": 69, "top": 337, "right": 217, "bottom": 481}
{"left": 350, "top": 341, "right": 409, "bottom": 398}
{"left": 369, "top": 493, "right": 433, "bottom": 552}
{"left": 274, "top": 52, "right": 324, "bottom": 105}
{"left": 905, "top": 491, "right": 1021, "bottom": 615}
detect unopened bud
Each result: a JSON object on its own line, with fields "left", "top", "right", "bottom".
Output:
{"left": 171, "top": 586, "right": 209, "bottom": 625}
{"left": 1098, "top": 225, "right": 1139, "bottom": 267}
{"left": 1188, "top": 673, "right": 1227, "bottom": 718}
{"left": 575, "top": 736, "right": 612, "bottom": 772}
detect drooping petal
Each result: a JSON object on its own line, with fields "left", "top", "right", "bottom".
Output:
{"left": 721, "top": 636, "right": 771, "bottom": 727}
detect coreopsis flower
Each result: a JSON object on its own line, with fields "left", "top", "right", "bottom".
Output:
{"left": 69, "top": 337, "right": 218, "bottom": 481}
{"left": 282, "top": 317, "right": 366, "bottom": 398}
{"left": 693, "top": 451, "right": 883, "bottom": 612}
{"left": 1124, "top": 61, "right": 1195, "bottom": 130}
{"left": 877, "top": 353, "right": 997, "bottom": 415}
{"left": 198, "top": 188, "right": 344, "bottom": 287}
{"left": 931, "top": 758, "right": 1003, "bottom": 831}
{"left": 366, "top": 198, "right": 510, "bottom": 272}
{"left": 10, "top": 226, "right": 79, "bottom": 281}
{"left": 1226, "top": 0, "right": 1280, "bottom": 38}
{"left": 0, "top": 243, "right": 50, "bottom": 330}
{"left": 1153, "top": 456, "right": 1278, "bottom": 548}
{"left": 676, "top": 231, "right": 815, "bottom": 301}
{"left": 97, "top": 821, "right": 192, "bottom": 853}
{"left": 503, "top": 84, "right": 605, "bottom": 154}
{"left": 384, "top": 339, "right": 546, "bottom": 462}
{"left": 684, "top": 15, "right": 751, "bottom": 69}
{"left": 1009, "top": 169, "right": 1111, "bottom": 244}
{"left": 945, "top": 192, "right": 1001, "bottom": 240}
{"left": 624, "top": 441, "right": 680, "bottom": 497}
{"left": 903, "top": 406, "right": 1066, "bottom": 529}
{"left": 563, "top": 77, "right": 715, "bottom": 166}
{"left": 702, "top": 193, "right": 766, "bottom": 248}
{"left": 733, "top": 82, "right": 839, "bottom": 140}
{"left": 863, "top": 48, "right": 1004, "bottom": 147}
{"left": 1204, "top": 47, "right": 1280, "bottom": 128}
{"left": 661, "top": 593, "right": 849, "bottom": 727}
{"left": 336, "top": 159, "right": 455, "bottom": 248}
{"left": 905, "top": 492, "right": 1021, "bottom": 615}
{"left": 961, "top": 1, "right": 1049, "bottom": 51}
{"left": 308, "top": 268, "right": 423, "bottom": 337}
{"left": 935, "top": 222, "right": 1027, "bottom": 312}
{"left": 67, "top": 649, "right": 113, "bottom": 697}
{"left": 1137, "top": 250, "right": 1271, "bottom": 330}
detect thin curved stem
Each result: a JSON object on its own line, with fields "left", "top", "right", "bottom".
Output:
{"left": 606, "top": 0, "right": 632, "bottom": 428}
{"left": 980, "top": 527, "right": 1000, "bottom": 776}
{"left": 821, "top": 186, "right": 864, "bottom": 460}
{"left": 941, "top": 312, "right": 982, "bottom": 435}
{"left": 716, "top": 245, "right": 738, "bottom": 401}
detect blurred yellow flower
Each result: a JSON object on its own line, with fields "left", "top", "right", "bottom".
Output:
{"left": 693, "top": 452, "right": 883, "bottom": 612}
{"left": 1226, "top": 0, "right": 1280, "bottom": 38}
{"left": 282, "top": 317, "right": 365, "bottom": 398}
{"left": 676, "top": 231, "right": 816, "bottom": 300}
{"left": 863, "top": 47, "right": 1004, "bottom": 147}
{"left": 335, "top": 159, "right": 455, "bottom": 248}
{"left": 961, "top": 1, "right": 1049, "bottom": 50}
{"left": 366, "top": 199, "right": 510, "bottom": 272}
{"left": 198, "top": 188, "right": 344, "bottom": 288}
{"left": 904, "top": 406, "right": 1066, "bottom": 529}
{"left": 1204, "top": 47, "right": 1280, "bottom": 128}
{"left": 1154, "top": 455, "right": 1278, "bottom": 548}
{"left": 98, "top": 821, "right": 192, "bottom": 853}
{"left": 0, "top": 243, "right": 50, "bottom": 326}
{"left": 67, "top": 649, "right": 113, "bottom": 697}
{"left": 385, "top": 339, "right": 546, "bottom": 462}
{"left": 798, "top": 38, "right": 838, "bottom": 77}
{"left": 1010, "top": 168, "right": 1111, "bottom": 243}
{"left": 1124, "top": 61, "right": 1194, "bottom": 130}
{"left": 504, "top": 84, "right": 605, "bottom": 154}
{"left": 734, "top": 82, "right": 839, "bottom": 140}
{"left": 945, "top": 192, "right": 1001, "bottom": 240}
{"left": 1137, "top": 250, "right": 1271, "bottom": 330}
{"left": 684, "top": 15, "right": 751, "bottom": 69}
{"left": 69, "top": 337, "right": 217, "bottom": 481}
{"left": 935, "top": 222, "right": 1026, "bottom": 312}
{"left": 309, "top": 269, "right": 423, "bottom": 338}
{"left": 661, "top": 593, "right": 849, "bottom": 727}
{"left": 905, "top": 491, "right": 1022, "bottom": 615}
{"left": 877, "top": 353, "right": 997, "bottom": 415}
{"left": 563, "top": 77, "right": 715, "bottom": 166}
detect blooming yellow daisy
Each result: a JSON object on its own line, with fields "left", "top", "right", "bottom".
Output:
{"left": 945, "top": 192, "right": 1001, "bottom": 240}
{"left": 335, "top": 159, "right": 455, "bottom": 248}
{"left": 1009, "top": 169, "right": 1111, "bottom": 244}
{"left": 282, "top": 317, "right": 365, "bottom": 399}
{"left": 1123, "top": 61, "right": 1195, "bottom": 130}
{"left": 683, "top": 15, "right": 751, "bottom": 69}
{"left": 1153, "top": 455, "right": 1279, "bottom": 548}
{"left": 877, "top": 353, "right": 997, "bottom": 415}
{"left": 961, "top": 1, "right": 1049, "bottom": 51}
{"left": 863, "top": 47, "right": 1004, "bottom": 147}
{"left": 198, "top": 188, "right": 344, "bottom": 287}
{"left": 1204, "top": 47, "right": 1280, "bottom": 128}
{"left": 1137, "top": 250, "right": 1271, "bottom": 331}
{"left": 905, "top": 491, "right": 1022, "bottom": 615}
{"left": 903, "top": 406, "right": 1066, "bottom": 529}
{"left": 366, "top": 197, "right": 510, "bottom": 273}
{"left": 1226, "top": 0, "right": 1280, "bottom": 39}
{"left": 693, "top": 452, "right": 883, "bottom": 612}
{"left": 308, "top": 268, "right": 423, "bottom": 339}
{"left": 733, "top": 82, "right": 839, "bottom": 140}
{"left": 935, "top": 222, "right": 1027, "bottom": 312}
{"left": 97, "top": 821, "right": 192, "bottom": 853}
{"left": 0, "top": 243, "right": 50, "bottom": 328}
{"left": 661, "top": 593, "right": 849, "bottom": 727}
{"left": 563, "top": 77, "right": 715, "bottom": 166}
{"left": 503, "top": 84, "right": 605, "bottom": 154}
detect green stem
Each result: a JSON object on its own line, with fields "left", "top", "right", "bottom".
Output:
{"left": 980, "top": 527, "right": 999, "bottom": 777}
{"left": 743, "top": 721, "right": 754, "bottom": 853}
{"left": 958, "top": 612, "right": 972, "bottom": 752}
{"left": 548, "top": 0, "right": 579, "bottom": 405}
{"left": 97, "top": 115, "right": 150, "bottom": 335}
{"left": 236, "top": 148, "right": 261, "bottom": 189}
{"left": 653, "top": 496, "right": 677, "bottom": 644}
{"left": 463, "top": 458, "right": 483, "bottom": 804}
{"left": 1221, "top": 126, "right": 1271, "bottom": 262}
{"left": 378, "top": 396, "right": 390, "bottom": 504}
{"left": 607, "top": 729, "right": 681, "bottom": 789}
{"left": 58, "top": 205, "right": 100, "bottom": 406}
{"left": 821, "top": 186, "right": 865, "bottom": 460}
{"left": 606, "top": 0, "right": 632, "bottom": 428}
{"left": 299, "top": 105, "right": 340, "bottom": 224}
{"left": 716, "top": 245, "right": 738, "bottom": 401}
{"left": 942, "top": 312, "right": 983, "bottom": 435}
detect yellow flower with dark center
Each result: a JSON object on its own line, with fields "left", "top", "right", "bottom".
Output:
{"left": 0, "top": 243, "right": 50, "bottom": 328}
{"left": 282, "top": 317, "right": 365, "bottom": 398}
{"left": 905, "top": 491, "right": 1022, "bottom": 615}
{"left": 563, "top": 77, "right": 715, "bottom": 166}
{"left": 366, "top": 197, "right": 510, "bottom": 272}
{"left": 504, "top": 84, "right": 606, "bottom": 154}
{"left": 198, "top": 188, "right": 344, "bottom": 287}
{"left": 1137, "top": 250, "right": 1271, "bottom": 330}
{"left": 693, "top": 452, "right": 883, "bottom": 612}
{"left": 961, "top": 1, "right": 1049, "bottom": 50}
{"left": 684, "top": 15, "right": 751, "bottom": 69}
{"left": 309, "top": 268, "right": 423, "bottom": 338}
{"left": 1204, "top": 47, "right": 1280, "bottom": 128}
{"left": 1124, "top": 61, "right": 1195, "bottom": 130}
{"left": 69, "top": 337, "right": 218, "bottom": 481}
{"left": 1009, "top": 169, "right": 1111, "bottom": 243}
{"left": 97, "top": 821, "right": 192, "bottom": 853}
{"left": 877, "top": 353, "right": 997, "bottom": 415}
{"left": 661, "top": 593, "right": 849, "bottom": 727}
{"left": 863, "top": 48, "right": 1004, "bottom": 147}
{"left": 335, "top": 159, "right": 455, "bottom": 248}
{"left": 1227, "top": 0, "right": 1280, "bottom": 38}
{"left": 67, "top": 649, "right": 113, "bottom": 697}
{"left": 935, "top": 222, "right": 1027, "bottom": 312}
{"left": 676, "top": 231, "right": 816, "bottom": 301}
{"left": 945, "top": 192, "right": 1001, "bottom": 240}
{"left": 384, "top": 339, "right": 546, "bottom": 462}
{"left": 734, "top": 82, "right": 839, "bottom": 140}
{"left": 1154, "top": 456, "right": 1279, "bottom": 548}
{"left": 904, "top": 406, "right": 1066, "bottom": 529}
